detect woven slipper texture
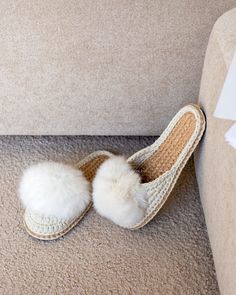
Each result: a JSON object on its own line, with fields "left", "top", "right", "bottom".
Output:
{"left": 127, "top": 104, "right": 205, "bottom": 229}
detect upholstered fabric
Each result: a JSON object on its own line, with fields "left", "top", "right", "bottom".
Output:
{"left": 195, "top": 7, "right": 236, "bottom": 295}
{"left": 0, "top": 0, "right": 235, "bottom": 135}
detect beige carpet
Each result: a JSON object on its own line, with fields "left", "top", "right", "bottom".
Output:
{"left": 0, "top": 136, "right": 219, "bottom": 295}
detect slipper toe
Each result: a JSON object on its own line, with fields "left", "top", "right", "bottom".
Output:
{"left": 19, "top": 161, "right": 91, "bottom": 240}
{"left": 92, "top": 156, "right": 148, "bottom": 228}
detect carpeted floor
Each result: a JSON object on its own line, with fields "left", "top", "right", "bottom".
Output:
{"left": 0, "top": 136, "right": 219, "bottom": 295}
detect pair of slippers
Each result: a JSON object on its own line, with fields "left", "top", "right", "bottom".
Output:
{"left": 18, "top": 104, "right": 205, "bottom": 240}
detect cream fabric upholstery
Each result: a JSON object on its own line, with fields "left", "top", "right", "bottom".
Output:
{"left": 0, "top": 1, "right": 235, "bottom": 135}
{"left": 195, "top": 8, "right": 236, "bottom": 295}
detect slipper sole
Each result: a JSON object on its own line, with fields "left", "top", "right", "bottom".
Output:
{"left": 23, "top": 202, "right": 92, "bottom": 240}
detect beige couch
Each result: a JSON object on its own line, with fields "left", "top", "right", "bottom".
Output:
{"left": 1, "top": 1, "right": 236, "bottom": 294}
{"left": 0, "top": 0, "right": 235, "bottom": 135}
{"left": 195, "top": 7, "right": 236, "bottom": 295}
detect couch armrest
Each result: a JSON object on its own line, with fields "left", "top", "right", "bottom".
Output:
{"left": 195, "top": 8, "right": 236, "bottom": 295}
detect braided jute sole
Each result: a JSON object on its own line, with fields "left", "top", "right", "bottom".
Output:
{"left": 23, "top": 151, "right": 113, "bottom": 240}
{"left": 127, "top": 104, "right": 206, "bottom": 230}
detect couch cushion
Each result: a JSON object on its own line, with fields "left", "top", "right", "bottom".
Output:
{"left": 196, "top": 7, "right": 236, "bottom": 295}
{"left": 0, "top": 1, "right": 235, "bottom": 135}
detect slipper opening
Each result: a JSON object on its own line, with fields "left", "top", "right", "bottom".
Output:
{"left": 79, "top": 154, "right": 111, "bottom": 182}
{"left": 135, "top": 111, "right": 197, "bottom": 183}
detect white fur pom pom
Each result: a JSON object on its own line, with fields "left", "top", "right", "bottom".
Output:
{"left": 19, "top": 162, "right": 91, "bottom": 220}
{"left": 92, "top": 156, "right": 147, "bottom": 228}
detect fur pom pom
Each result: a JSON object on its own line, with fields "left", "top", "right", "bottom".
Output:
{"left": 19, "top": 162, "right": 91, "bottom": 220}
{"left": 92, "top": 156, "right": 147, "bottom": 227}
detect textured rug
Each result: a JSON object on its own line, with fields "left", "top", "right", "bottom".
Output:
{"left": 0, "top": 136, "right": 219, "bottom": 295}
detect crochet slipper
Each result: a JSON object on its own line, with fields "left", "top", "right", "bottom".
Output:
{"left": 19, "top": 150, "right": 113, "bottom": 240}
{"left": 93, "top": 104, "right": 205, "bottom": 229}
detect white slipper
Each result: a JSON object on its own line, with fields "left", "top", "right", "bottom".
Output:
{"left": 19, "top": 151, "right": 113, "bottom": 240}
{"left": 92, "top": 104, "right": 205, "bottom": 229}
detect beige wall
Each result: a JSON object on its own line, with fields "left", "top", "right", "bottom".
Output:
{"left": 0, "top": 1, "right": 235, "bottom": 135}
